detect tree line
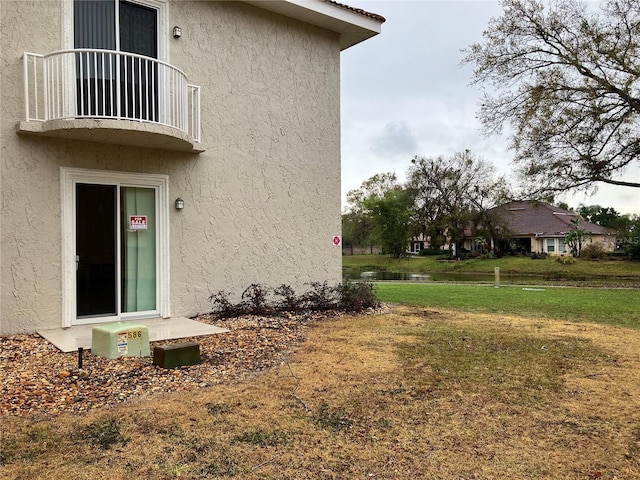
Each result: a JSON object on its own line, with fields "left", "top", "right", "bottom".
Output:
{"left": 342, "top": 151, "right": 640, "bottom": 258}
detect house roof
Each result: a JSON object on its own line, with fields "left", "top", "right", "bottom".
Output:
{"left": 325, "top": 1, "right": 387, "bottom": 23}
{"left": 243, "top": 0, "right": 384, "bottom": 50}
{"left": 492, "top": 201, "right": 613, "bottom": 237}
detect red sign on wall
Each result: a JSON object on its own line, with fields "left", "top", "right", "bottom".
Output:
{"left": 129, "top": 215, "right": 148, "bottom": 230}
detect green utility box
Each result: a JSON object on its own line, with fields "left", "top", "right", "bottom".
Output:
{"left": 91, "top": 322, "right": 150, "bottom": 359}
{"left": 153, "top": 342, "right": 201, "bottom": 369}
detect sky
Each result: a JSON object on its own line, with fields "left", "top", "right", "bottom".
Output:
{"left": 339, "top": 0, "right": 640, "bottom": 216}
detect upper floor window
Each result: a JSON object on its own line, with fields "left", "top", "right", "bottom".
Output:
{"left": 72, "top": 0, "right": 165, "bottom": 121}
{"left": 74, "top": 0, "right": 158, "bottom": 59}
{"left": 65, "top": 0, "right": 167, "bottom": 59}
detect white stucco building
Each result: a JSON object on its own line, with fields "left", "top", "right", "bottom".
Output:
{"left": 1, "top": 0, "right": 384, "bottom": 334}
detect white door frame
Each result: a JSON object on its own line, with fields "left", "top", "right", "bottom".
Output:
{"left": 61, "top": 167, "right": 170, "bottom": 327}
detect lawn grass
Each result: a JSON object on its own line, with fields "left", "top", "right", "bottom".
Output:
{"left": 343, "top": 254, "right": 640, "bottom": 279}
{"left": 3, "top": 308, "right": 640, "bottom": 479}
{"left": 374, "top": 283, "right": 640, "bottom": 328}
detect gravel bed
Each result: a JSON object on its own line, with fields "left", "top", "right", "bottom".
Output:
{"left": 0, "top": 312, "right": 331, "bottom": 417}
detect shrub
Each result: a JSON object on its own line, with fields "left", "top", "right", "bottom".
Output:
{"left": 530, "top": 252, "right": 548, "bottom": 260}
{"left": 625, "top": 242, "right": 640, "bottom": 260}
{"left": 209, "top": 281, "right": 379, "bottom": 318}
{"left": 240, "top": 283, "right": 273, "bottom": 315}
{"left": 556, "top": 256, "right": 576, "bottom": 265}
{"left": 300, "top": 281, "right": 339, "bottom": 311}
{"left": 209, "top": 285, "right": 275, "bottom": 316}
{"left": 273, "top": 284, "right": 302, "bottom": 312}
{"left": 580, "top": 243, "right": 606, "bottom": 260}
{"left": 208, "top": 290, "right": 245, "bottom": 317}
{"left": 418, "top": 248, "right": 444, "bottom": 256}
{"left": 339, "top": 281, "right": 380, "bottom": 312}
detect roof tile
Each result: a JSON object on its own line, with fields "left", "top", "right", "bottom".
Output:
{"left": 494, "top": 201, "right": 613, "bottom": 236}
{"left": 325, "top": 0, "right": 386, "bottom": 22}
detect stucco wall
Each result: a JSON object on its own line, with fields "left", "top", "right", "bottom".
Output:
{"left": 1, "top": 1, "right": 342, "bottom": 334}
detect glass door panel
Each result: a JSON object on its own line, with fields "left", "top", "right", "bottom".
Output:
{"left": 121, "top": 187, "right": 156, "bottom": 313}
{"left": 119, "top": 1, "right": 159, "bottom": 121}
{"left": 76, "top": 183, "right": 117, "bottom": 317}
{"left": 74, "top": 0, "right": 117, "bottom": 117}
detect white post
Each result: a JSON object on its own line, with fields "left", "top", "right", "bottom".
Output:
{"left": 23, "top": 53, "right": 30, "bottom": 120}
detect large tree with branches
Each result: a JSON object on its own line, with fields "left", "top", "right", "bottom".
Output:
{"left": 407, "top": 150, "right": 510, "bottom": 251}
{"left": 463, "top": 0, "right": 640, "bottom": 196}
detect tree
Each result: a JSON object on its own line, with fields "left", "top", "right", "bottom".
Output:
{"left": 618, "top": 214, "right": 640, "bottom": 258}
{"left": 345, "top": 172, "right": 401, "bottom": 212}
{"left": 463, "top": 0, "right": 640, "bottom": 196}
{"left": 575, "top": 204, "right": 640, "bottom": 256}
{"left": 363, "top": 188, "right": 414, "bottom": 258}
{"left": 474, "top": 236, "right": 489, "bottom": 254}
{"left": 343, "top": 173, "right": 400, "bottom": 253}
{"left": 406, "top": 150, "right": 509, "bottom": 252}
{"left": 577, "top": 204, "right": 623, "bottom": 229}
{"left": 341, "top": 211, "right": 371, "bottom": 255}
{"left": 565, "top": 218, "right": 590, "bottom": 256}
{"left": 344, "top": 173, "right": 413, "bottom": 257}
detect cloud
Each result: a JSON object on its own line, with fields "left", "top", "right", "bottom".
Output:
{"left": 370, "top": 121, "right": 418, "bottom": 158}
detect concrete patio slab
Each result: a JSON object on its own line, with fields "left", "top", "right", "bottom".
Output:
{"left": 38, "top": 317, "right": 228, "bottom": 353}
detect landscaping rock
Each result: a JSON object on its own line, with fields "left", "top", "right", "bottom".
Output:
{"left": 0, "top": 312, "right": 344, "bottom": 417}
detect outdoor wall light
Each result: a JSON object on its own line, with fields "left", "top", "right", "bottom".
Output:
{"left": 173, "top": 26, "right": 182, "bottom": 38}
{"left": 175, "top": 197, "right": 184, "bottom": 210}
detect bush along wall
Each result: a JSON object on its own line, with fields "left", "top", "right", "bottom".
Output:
{"left": 208, "top": 282, "right": 380, "bottom": 319}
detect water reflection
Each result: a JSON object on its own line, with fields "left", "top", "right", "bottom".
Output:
{"left": 343, "top": 270, "right": 638, "bottom": 287}
{"left": 346, "top": 270, "right": 495, "bottom": 283}
{"left": 359, "top": 271, "right": 434, "bottom": 281}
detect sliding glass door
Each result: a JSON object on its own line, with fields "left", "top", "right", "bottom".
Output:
{"left": 62, "top": 168, "right": 169, "bottom": 327}
{"left": 74, "top": 0, "right": 159, "bottom": 120}
{"left": 75, "top": 183, "right": 157, "bottom": 321}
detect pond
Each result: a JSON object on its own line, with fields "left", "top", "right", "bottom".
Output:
{"left": 342, "top": 269, "right": 640, "bottom": 287}
{"left": 344, "top": 270, "right": 512, "bottom": 283}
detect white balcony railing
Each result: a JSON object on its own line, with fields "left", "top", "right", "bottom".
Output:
{"left": 23, "top": 49, "right": 201, "bottom": 143}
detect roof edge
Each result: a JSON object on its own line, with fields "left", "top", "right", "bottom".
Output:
{"left": 325, "top": 0, "right": 386, "bottom": 23}
{"left": 243, "top": 0, "right": 384, "bottom": 50}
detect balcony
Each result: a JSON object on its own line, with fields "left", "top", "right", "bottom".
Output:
{"left": 19, "top": 49, "right": 202, "bottom": 152}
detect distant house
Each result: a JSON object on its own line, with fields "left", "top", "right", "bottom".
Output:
{"left": 465, "top": 201, "right": 616, "bottom": 256}
{"left": 1, "top": 0, "right": 384, "bottom": 334}
{"left": 408, "top": 240, "right": 426, "bottom": 255}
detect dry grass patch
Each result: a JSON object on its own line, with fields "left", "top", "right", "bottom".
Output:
{"left": 2, "top": 306, "right": 640, "bottom": 479}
